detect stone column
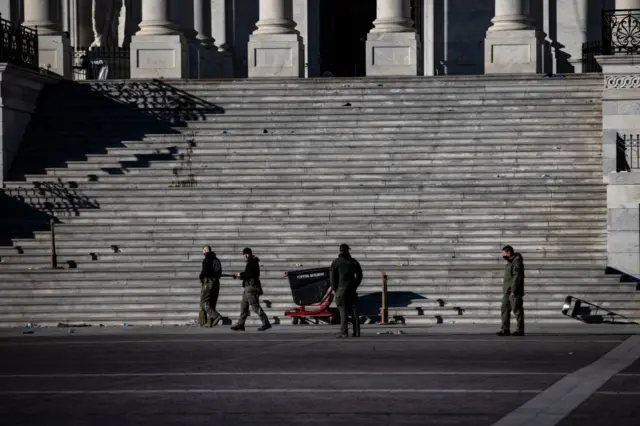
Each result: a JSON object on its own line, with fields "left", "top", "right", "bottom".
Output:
{"left": 366, "top": 0, "right": 419, "bottom": 76}
{"left": 211, "top": 0, "right": 233, "bottom": 77}
{"left": 23, "top": 0, "right": 72, "bottom": 78}
{"left": 558, "top": 0, "right": 588, "bottom": 73}
{"left": 129, "top": 0, "right": 188, "bottom": 78}
{"left": 484, "top": 0, "right": 545, "bottom": 73}
{"left": 194, "top": 0, "right": 217, "bottom": 77}
{"left": 247, "top": 0, "right": 304, "bottom": 77}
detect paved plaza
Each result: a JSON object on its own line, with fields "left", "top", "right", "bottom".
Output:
{"left": 0, "top": 325, "right": 639, "bottom": 426}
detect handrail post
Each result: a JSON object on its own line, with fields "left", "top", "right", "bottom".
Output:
{"left": 380, "top": 271, "right": 388, "bottom": 324}
{"left": 50, "top": 219, "right": 57, "bottom": 269}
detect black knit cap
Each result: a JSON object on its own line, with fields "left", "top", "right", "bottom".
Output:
{"left": 242, "top": 247, "right": 252, "bottom": 255}
{"left": 339, "top": 243, "right": 350, "bottom": 253}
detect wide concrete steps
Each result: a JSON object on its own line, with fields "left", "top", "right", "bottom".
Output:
{"left": 1, "top": 74, "right": 625, "bottom": 327}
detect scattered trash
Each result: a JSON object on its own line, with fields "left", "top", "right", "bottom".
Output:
{"left": 376, "top": 330, "right": 406, "bottom": 335}
{"left": 90, "top": 253, "right": 98, "bottom": 261}
{"left": 263, "top": 129, "right": 268, "bottom": 134}
{"left": 22, "top": 330, "right": 34, "bottom": 334}
{"left": 377, "top": 84, "right": 383, "bottom": 87}
{"left": 110, "top": 245, "right": 120, "bottom": 253}
{"left": 99, "top": 324, "right": 105, "bottom": 327}
{"left": 57, "top": 323, "right": 90, "bottom": 328}
{"left": 293, "top": 263, "right": 303, "bottom": 267}
{"left": 223, "top": 130, "right": 229, "bottom": 135}
{"left": 69, "top": 329, "right": 75, "bottom": 334}
{"left": 123, "top": 322, "right": 129, "bottom": 327}
{"left": 342, "top": 102, "right": 351, "bottom": 107}
{"left": 541, "top": 174, "right": 550, "bottom": 178}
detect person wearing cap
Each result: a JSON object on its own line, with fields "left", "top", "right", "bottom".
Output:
{"left": 199, "top": 245, "right": 223, "bottom": 327}
{"left": 330, "top": 244, "right": 363, "bottom": 338}
{"left": 231, "top": 247, "right": 272, "bottom": 331}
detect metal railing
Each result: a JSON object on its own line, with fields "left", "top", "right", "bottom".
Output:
{"left": 603, "top": 9, "right": 640, "bottom": 55}
{"left": 616, "top": 133, "right": 640, "bottom": 172}
{"left": 0, "top": 13, "right": 39, "bottom": 69}
{"left": 72, "top": 46, "right": 130, "bottom": 80}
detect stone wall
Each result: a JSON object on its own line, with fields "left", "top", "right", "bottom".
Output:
{"left": 0, "top": 64, "right": 59, "bottom": 185}
{"left": 599, "top": 57, "right": 640, "bottom": 277}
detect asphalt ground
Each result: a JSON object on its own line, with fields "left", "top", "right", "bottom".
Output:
{"left": 0, "top": 327, "right": 639, "bottom": 426}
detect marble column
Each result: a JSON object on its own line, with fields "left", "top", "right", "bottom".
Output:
{"left": 553, "top": 0, "right": 588, "bottom": 73}
{"left": 366, "top": 0, "right": 419, "bottom": 76}
{"left": 211, "top": 0, "right": 233, "bottom": 77}
{"left": 484, "top": 0, "right": 545, "bottom": 73}
{"left": 23, "top": 0, "right": 72, "bottom": 77}
{"left": 194, "top": 0, "right": 216, "bottom": 77}
{"left": 129, "top": 0, "right": 188, "bottom": 78}
{"left": 247, "top": 0, "right": 304, "bottom": 77}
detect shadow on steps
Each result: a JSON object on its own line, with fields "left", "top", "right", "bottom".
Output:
{"left": 8, "top": 79, "right": 225, "bottom": 180}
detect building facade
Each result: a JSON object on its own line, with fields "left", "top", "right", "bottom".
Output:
{"left": 0, "top": 0, "right": 634, "bottom": 79}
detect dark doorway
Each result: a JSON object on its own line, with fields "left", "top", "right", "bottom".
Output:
{"left": 319, "top": 1, "right": 376, "bottom": 77}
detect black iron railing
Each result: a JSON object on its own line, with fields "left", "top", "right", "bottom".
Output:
{"left": 72, "top": 46, "right": 130, "bottom": 80}
{"left": 603, "top": 9, "right": 640, "bottom": 55}
{"left": 0, "top": 13, "right": 39, "bottom": 69}
{"left": 616, "top": 133, "right": 640, "bottom": 172}
{"left": 582, "top": 41, "right": 604, "bottom": 73}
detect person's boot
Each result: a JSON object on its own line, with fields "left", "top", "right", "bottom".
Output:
{"left": 211, "top": 315, "right": 223, "bottom": 327}
{"left": 512, "top": 330, "right": 525, "bottom": 336}
{"left": 335, "top": 332, "right": 349, "bottom": 338}
{"left": 231, "top": 324, "right": 245, "bottom": 331}
{"left": 496, "top": 330, "right": 510, "bottom": 336}
{"left": 258, "top": 323, "right": 272, "bottom": 331}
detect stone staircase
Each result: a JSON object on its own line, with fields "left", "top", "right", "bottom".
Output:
{"left": 0, "top": 74, "right": 638, "bottom": 327}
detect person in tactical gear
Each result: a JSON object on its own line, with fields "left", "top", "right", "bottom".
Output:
{"left": 199, "top": 246, "right": 223, "bottom": 327}
{"left": 231, "top": 247, "right": 272, "bottom": 331}
{"left": 330, "top": 243, "right": 363, "bottom": 338}
{"left": 497, "top": 245, "right": 525, "bottom": 336}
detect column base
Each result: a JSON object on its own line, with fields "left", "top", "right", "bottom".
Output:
{"left": 365, "top": 32, "right": 419, "bottom": 76}
{"left": 484, "top": 30, "right": 545, "bottom": 74}
{"left": 248, "top": 33, "right": 304, "bottom": 78}
{"left": 38, "top": 35, "right": 72, "bottom": 79}
{"left": 129, "top": 34, "right": 189, "bottom": 79}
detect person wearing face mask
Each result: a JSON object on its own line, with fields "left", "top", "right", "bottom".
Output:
{"left": 497, "top": 245, "right": 525, "bottom": 336}
{"left": 230, "top": 247, "right": 272, "bottom": 331}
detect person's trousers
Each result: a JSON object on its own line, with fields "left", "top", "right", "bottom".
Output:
{"left": 337, "top": 290, "right": 360, "bottom": 336}
{"left": 237, "top": 288, "right": 270, "bottom": 326}
{"left": 501, "top": 294, "right": 524, "bottom": 332}
{"left": 201, "top": 279, "right": 221, "bottom": 321}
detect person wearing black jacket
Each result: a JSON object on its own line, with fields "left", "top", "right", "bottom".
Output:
{"left": 231, "top": 248, "right": 272, "bottom": 331}
{"left": 330, "top": 244, "right": 363, "bottom": 338}
{"left": 199, "top": 246, "right": 223, "bottom": 327}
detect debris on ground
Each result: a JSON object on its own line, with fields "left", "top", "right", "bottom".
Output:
{"left": 57, "top": 323, "right": 91, "bottom": 328}
{"left": 342, "top": 102, "right": 351, "bottom": 107}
